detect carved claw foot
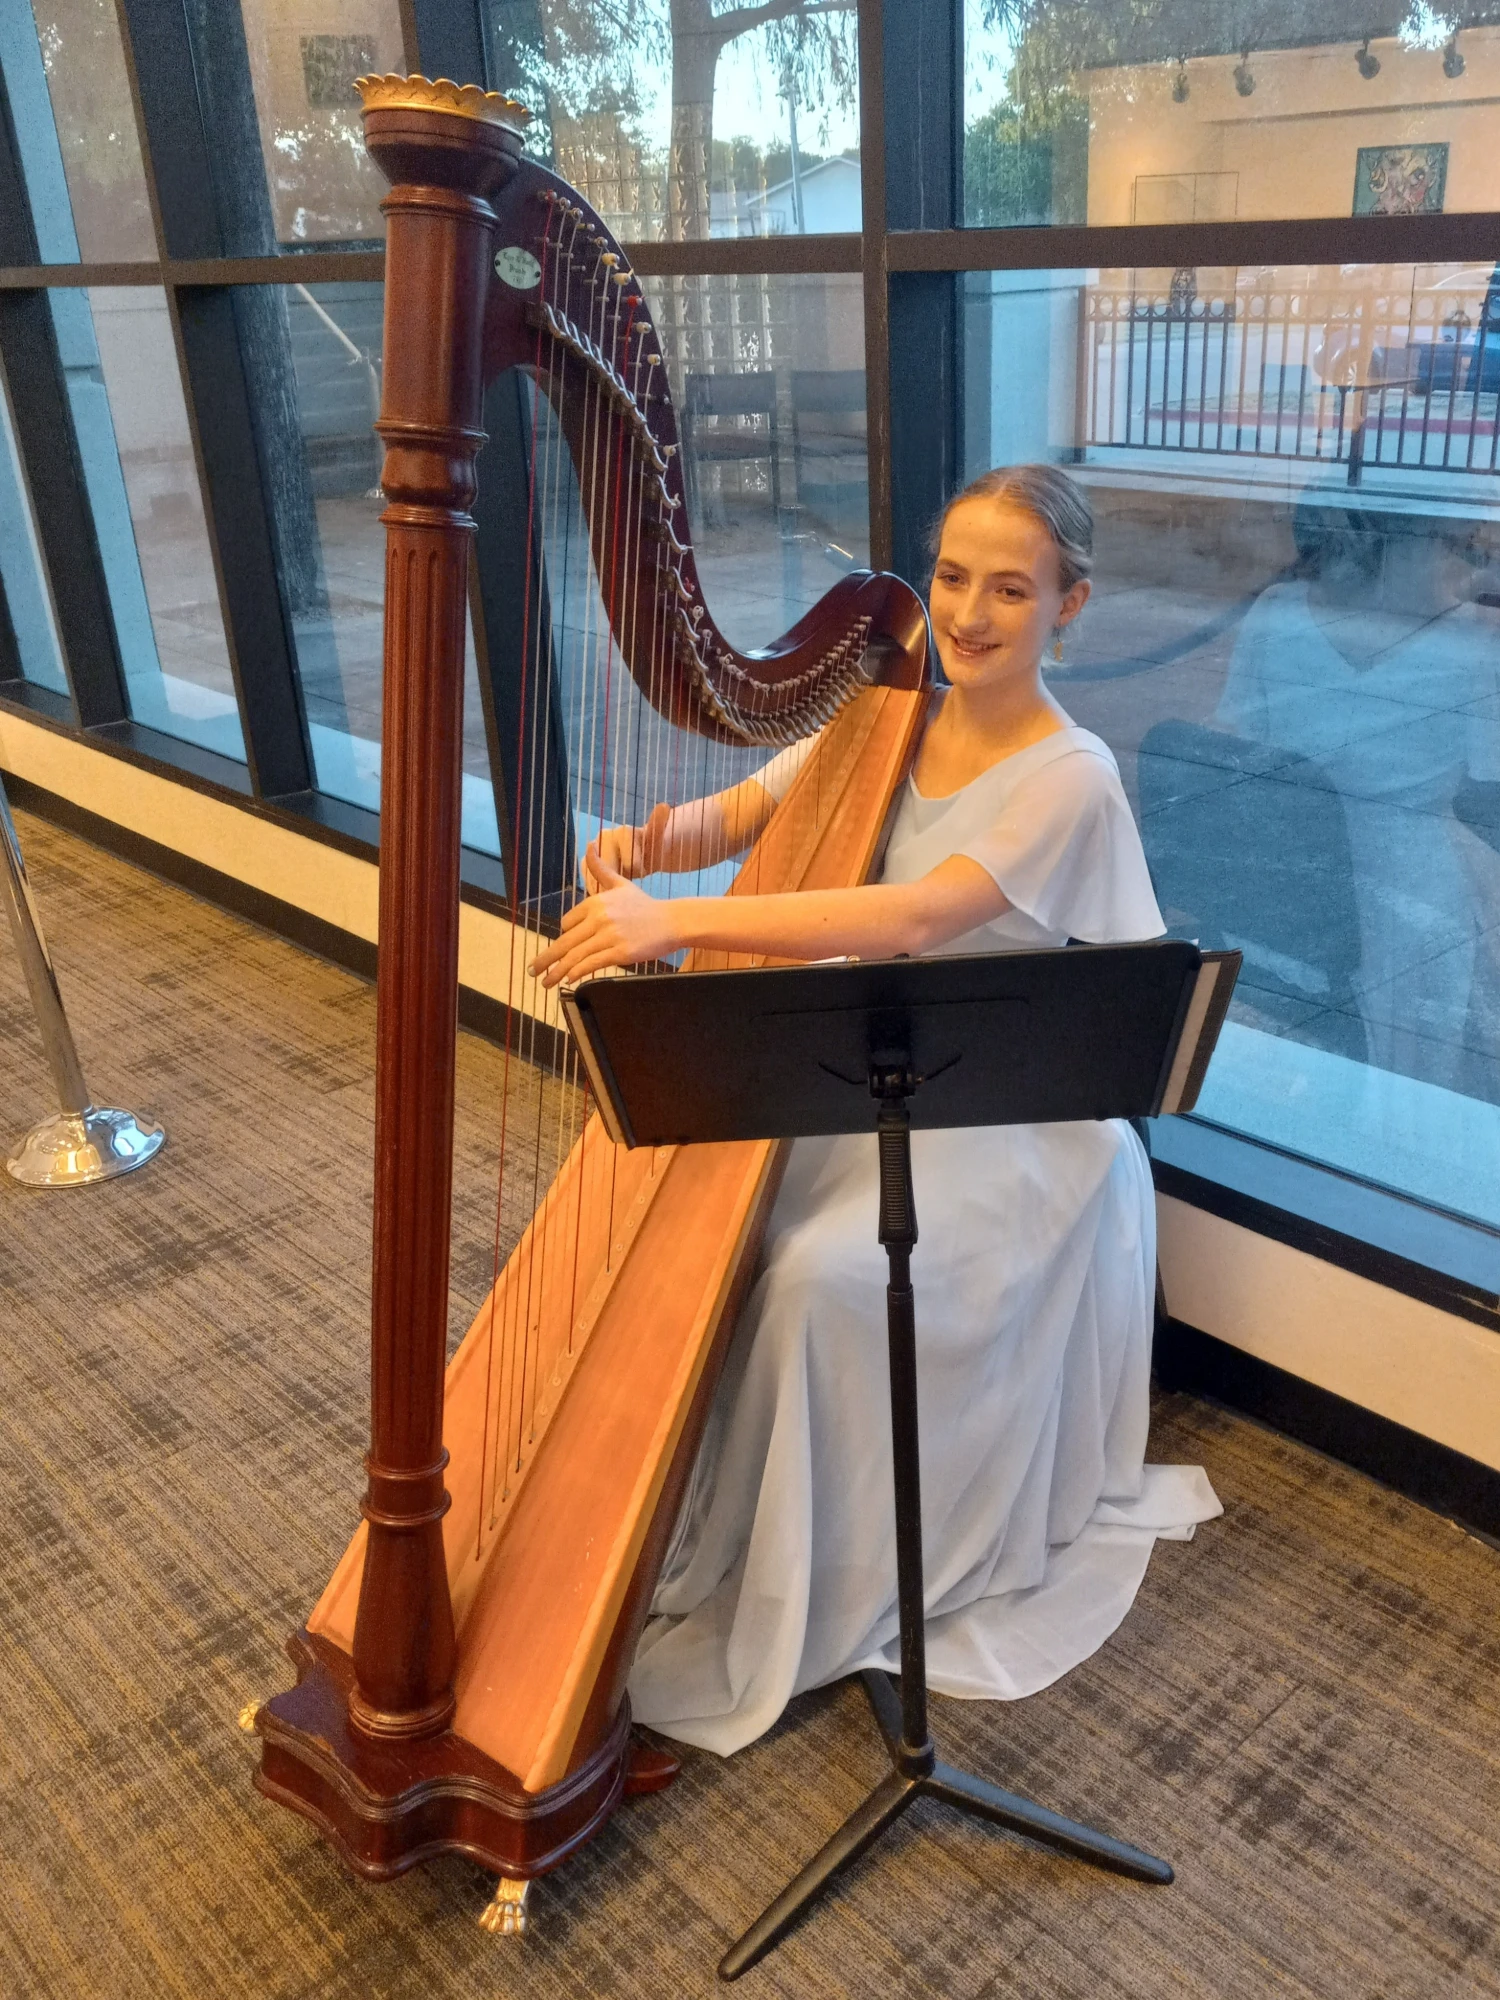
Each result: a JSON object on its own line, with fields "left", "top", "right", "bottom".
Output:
{"left": 479, "top": 1877, "right": 531, "bottom": 1937}
{"left": 237, "top": 1702, "right": 263, "bottom": 1733}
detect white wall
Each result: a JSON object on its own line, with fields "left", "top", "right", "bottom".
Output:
{"left": 1085, "top": 29, "right": 1500, "bottom": 226}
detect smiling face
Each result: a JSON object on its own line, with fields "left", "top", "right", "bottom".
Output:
{"left": 928, "top": 497, "right": 1089, "bottom": 694}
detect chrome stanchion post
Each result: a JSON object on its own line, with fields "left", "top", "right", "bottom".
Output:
{"left": 0, "top": 769, "right": 164, "bottom": 1186}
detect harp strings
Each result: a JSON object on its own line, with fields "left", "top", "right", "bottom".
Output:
{"left": 476, "top": 207, "right": 843, "bottom": 1544}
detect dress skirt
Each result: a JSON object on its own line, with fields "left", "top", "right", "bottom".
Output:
{"left": 628, "top": 1115, "right": 1221, "bottom": 1756}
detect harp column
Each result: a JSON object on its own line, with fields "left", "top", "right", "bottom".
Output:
{"left": 350, "top": 76, "right": 528, "bottom": 1741}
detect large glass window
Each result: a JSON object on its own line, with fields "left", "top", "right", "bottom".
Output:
{"left": 640, "top": 271, "right": 868, "bottom": 644}
{"left": 0, "top": 2, "right": 155, "bottom": 262}
{"left": 177, "top": 1, "right": 406, "bottom": 254}
{"left": 497, "top": 270, "right": 867, "bottom": 902}
{"left": 242, "top": 282, "right": 500, "bottom": 856}
{"left": 0, "top": 364, "right": 68, "bottom": 697}
{"left": 966, "top": 258, "right": 1500, "bottom": 1227}
{"left": 965, "top": 4, "right": 1500, "bottom": 228}
{"left": 53, "top": 288, "right": 244, "bottom": 760}
{"left": 483, "top": 0, "right": 861, "bottom": 240}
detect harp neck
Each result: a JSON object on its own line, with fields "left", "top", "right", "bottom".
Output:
{"left": 482, "top": 159, "right": 928, "bottom": 745}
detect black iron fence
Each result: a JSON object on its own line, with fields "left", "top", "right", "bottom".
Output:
{"left": 1083, "top": 279, "right": 1500, "bottom": 481}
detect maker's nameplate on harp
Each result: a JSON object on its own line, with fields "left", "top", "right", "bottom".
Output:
{"left": 495, "top": 246, "right": 541, "bottom": 289}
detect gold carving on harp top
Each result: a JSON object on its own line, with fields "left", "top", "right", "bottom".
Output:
{"left": 354, "top": 72, "right": 532, "bottom": 135}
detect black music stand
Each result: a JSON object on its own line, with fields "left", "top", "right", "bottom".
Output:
{"left": 564, "top": 941, "right": 1239, "bottom": 1981}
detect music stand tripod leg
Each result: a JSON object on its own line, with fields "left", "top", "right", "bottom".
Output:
{"left": 718, "top": 1065, "right": 1171, "bottom": 1982}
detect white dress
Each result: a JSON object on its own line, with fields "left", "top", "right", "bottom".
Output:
{"left": 628, "top": 722, "right": 1222, "bottom": 1756}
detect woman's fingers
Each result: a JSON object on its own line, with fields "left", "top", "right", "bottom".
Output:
{"left": 585, "top": 828, "right": 638, "bottom": 889}
{"left": 529, "top": 881, "right": 676, "bottom": 988}
{"left": 547, "top": 943, "right": 621, "bottom": 988}
{"left": 529, "top": 902, "right": 622, "bottom": 987}
{"left": 585, "top": 833, "right": 620, "bottom": 888}
{"left": 584, "top": 805, "right": 672, "bottom": 889}
{"left": 537, "top": 937, "right": 622, "bottom": 989}
{"left": 638, "top": 800, "right": 673, "bottom": 873}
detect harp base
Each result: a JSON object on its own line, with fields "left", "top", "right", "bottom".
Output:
{"left": 254, "top": 1629, "right": 636, "bottom": 1883}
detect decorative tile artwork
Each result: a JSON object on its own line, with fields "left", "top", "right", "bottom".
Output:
{"left": 1352, "top": 143, "right": 1448, "bottom": 216}
{"left": 301, "top": 35, "right": 380, "bottom": 110}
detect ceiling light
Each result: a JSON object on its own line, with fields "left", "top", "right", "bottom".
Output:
{"left": 1172, "top": 57, "right": 1189, "bottom": 103}
{"left": 1356, "top": 38, "right": 1381, "bottom": 78}
{"left": 1443, "top": 33, "right": 1465, "bottom": 76}
{"left": 1234, "top": 45, "right": 1255, "bottom": 96}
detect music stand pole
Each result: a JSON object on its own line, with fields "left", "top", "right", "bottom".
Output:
{"left": 564, "top": 940, "right": 1240, "bottom": 1979}
{"left": 717, "top": 1055, "right": 1172, "bottom": 1982}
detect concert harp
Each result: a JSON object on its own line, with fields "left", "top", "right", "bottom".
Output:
{"left": 253, "top": 74, "right": 931, "bottom": 1919}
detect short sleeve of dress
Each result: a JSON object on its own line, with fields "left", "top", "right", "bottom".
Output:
{"left": 751, "top": 733, "right": 819, "bottom": 804}
{"left": 958, "top": 747, "right": 1164, "bottom": 943}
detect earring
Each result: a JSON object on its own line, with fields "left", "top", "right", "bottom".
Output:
{"left": 1052, "top": 631, "right": 1064, "bottom": 663}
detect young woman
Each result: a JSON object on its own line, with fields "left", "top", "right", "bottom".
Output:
{"left": 531, "top": 464, "right": 1220, "bottom": 1755}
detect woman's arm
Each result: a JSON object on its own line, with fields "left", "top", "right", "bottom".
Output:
{"left": 592, "top": 776, "right": 779, "bottom": 879}
{"left": 530, "top": 852, "right": 1012, "bottom": 988}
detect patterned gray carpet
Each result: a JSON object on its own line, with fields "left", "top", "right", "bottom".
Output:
{"left": 1, "top": 809, "right": 1498, "bottom": 2000}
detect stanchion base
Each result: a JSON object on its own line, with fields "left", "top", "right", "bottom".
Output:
{"left": 6, "top": 1107, "right": 165, "bottom": 1186}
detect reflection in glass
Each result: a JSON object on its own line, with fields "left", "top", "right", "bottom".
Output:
{"left": 0, "top": 2, "right": 155, "bottom": 261}
{"left": 244, "top": 283, "right": 499, "bottom": 855}
{"left": 965, "top": 259, "right": 1500, "bottom": 1225}
{"left": 965, "top": 4, "right": 1500, "bottom": 228}
{"left": 1079, "top": 263, "right": 1500, "bottom": 478}
{"left": 0, "top": 367, "right": 68, "bottom": 695}
{"left": 482, "top": 0, "right": 860, "bottom": 240}
{"left": 53, "top": 289, "right": 244, "bottom": 760}
{"left": 214, "top": 0, "right": 406, "bottom": 249}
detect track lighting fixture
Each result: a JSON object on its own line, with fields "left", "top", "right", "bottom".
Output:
{"left": 1356, "top": 37, "right": 1381, "bottom": 78}
{"left": 1443, "top": 33, "right": 1465, "bottom": 76}
{"left": 1234, "top": 45, "right": 1256, "bottom": 96}
{"left": 1172, "top": 57, "right": 1189, "bottom": 102}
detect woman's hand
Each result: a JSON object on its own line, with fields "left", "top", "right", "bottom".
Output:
{"left": 530, "top": 853, "right": 681, "bottom": 988}
{"left": 589, "top": 801, "right": 673, "bottom": 882}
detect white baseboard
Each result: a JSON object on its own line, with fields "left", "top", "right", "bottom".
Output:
{"left": 1158, "top": 1193, "right": 1500, "bottom": 1473}
{"left": 0, "top": 706, "right": 560, "bottom": 1032}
